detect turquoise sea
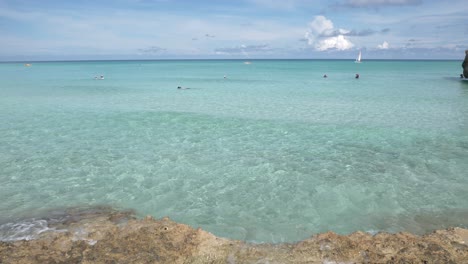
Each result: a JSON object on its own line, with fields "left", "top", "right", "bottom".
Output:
{"left": 1, "top": 60, "right": 468, "bottom": 243}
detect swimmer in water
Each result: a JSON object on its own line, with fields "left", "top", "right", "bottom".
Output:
{"left": 355, "top": 73, "right": 360, "bottom": 79}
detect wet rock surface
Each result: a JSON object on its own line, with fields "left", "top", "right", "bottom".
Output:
{"left": 1, "top": 209, "right": 467, "bottom": 263}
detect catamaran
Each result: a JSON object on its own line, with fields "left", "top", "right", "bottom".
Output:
{"left": 355, "top": 51, "right": 362, "bottom": 63}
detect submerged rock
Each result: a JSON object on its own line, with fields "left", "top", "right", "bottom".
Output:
{"left": 0, "top": 210, "right": 467, "bottom": 263}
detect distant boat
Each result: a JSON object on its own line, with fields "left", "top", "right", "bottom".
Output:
{"left": 24, "top": 63, "right": 32, "bottom": 67}
{"left": 355, "top": 51, "right": 362, "bottom": 63}
{"left": 244, "top": 61, "right": 251, "bottom": 65}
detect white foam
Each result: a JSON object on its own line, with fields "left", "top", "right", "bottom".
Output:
{"left": 0, "top": 219, "right": 54, "bottom": 242}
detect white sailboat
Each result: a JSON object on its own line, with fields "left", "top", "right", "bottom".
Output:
{"left": 355, "top": 51, "right": 362, "bottom": 63}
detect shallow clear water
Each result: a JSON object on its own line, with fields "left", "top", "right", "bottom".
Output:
{"left": 1, "top": 60, "right": 468, "bottom": 242}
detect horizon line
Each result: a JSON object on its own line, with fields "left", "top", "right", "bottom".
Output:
{"left": 0, "top": 58, "right": 462, "bottom": 63}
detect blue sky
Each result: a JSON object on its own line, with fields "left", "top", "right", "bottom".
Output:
{"left": 1, "top": 0, "right": 467, "bottom": 61}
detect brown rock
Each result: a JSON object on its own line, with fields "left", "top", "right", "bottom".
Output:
{"left": 1, "top": 212, "right": 467, "bottom": 264}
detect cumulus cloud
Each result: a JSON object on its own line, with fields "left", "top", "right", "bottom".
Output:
{"left": 304, "top": 16, "right": 354, "bottom": 51}
{"left": 307, "top": 15, "right": 334, "bottom": 38}
{"left": 315, "top": 35, "right": 354, "bottom": 51}
{"left": 377, "top": 41, "right": 389, "bottom": 49}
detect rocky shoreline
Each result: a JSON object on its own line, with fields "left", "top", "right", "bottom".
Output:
{"left": 1, "top": 208, "right": 467, "bottom": 263}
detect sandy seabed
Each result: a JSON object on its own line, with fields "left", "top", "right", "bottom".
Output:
{"left": 1, "top": 207, "right": 467, "bottom": 264}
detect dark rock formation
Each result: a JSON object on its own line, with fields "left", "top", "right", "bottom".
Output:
{"left": 463, "top": 50, "right": 468, "bottom": 78}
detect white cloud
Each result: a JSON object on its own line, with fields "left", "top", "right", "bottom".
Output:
{"left": 377, "top": 41, "right": 389, "bottom": 49}
{"left": 305, "top": 16, "right": 354, "bottom": 51}
{"left": 307, "top": 15, "right": 334, "bottom": 37}
{"left": 316, "top": 35, "right": 354, "bottom": 51}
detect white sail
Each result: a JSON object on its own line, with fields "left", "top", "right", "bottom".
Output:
{"left": 355, "top": 51, "right": 362, "bottom": 63}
